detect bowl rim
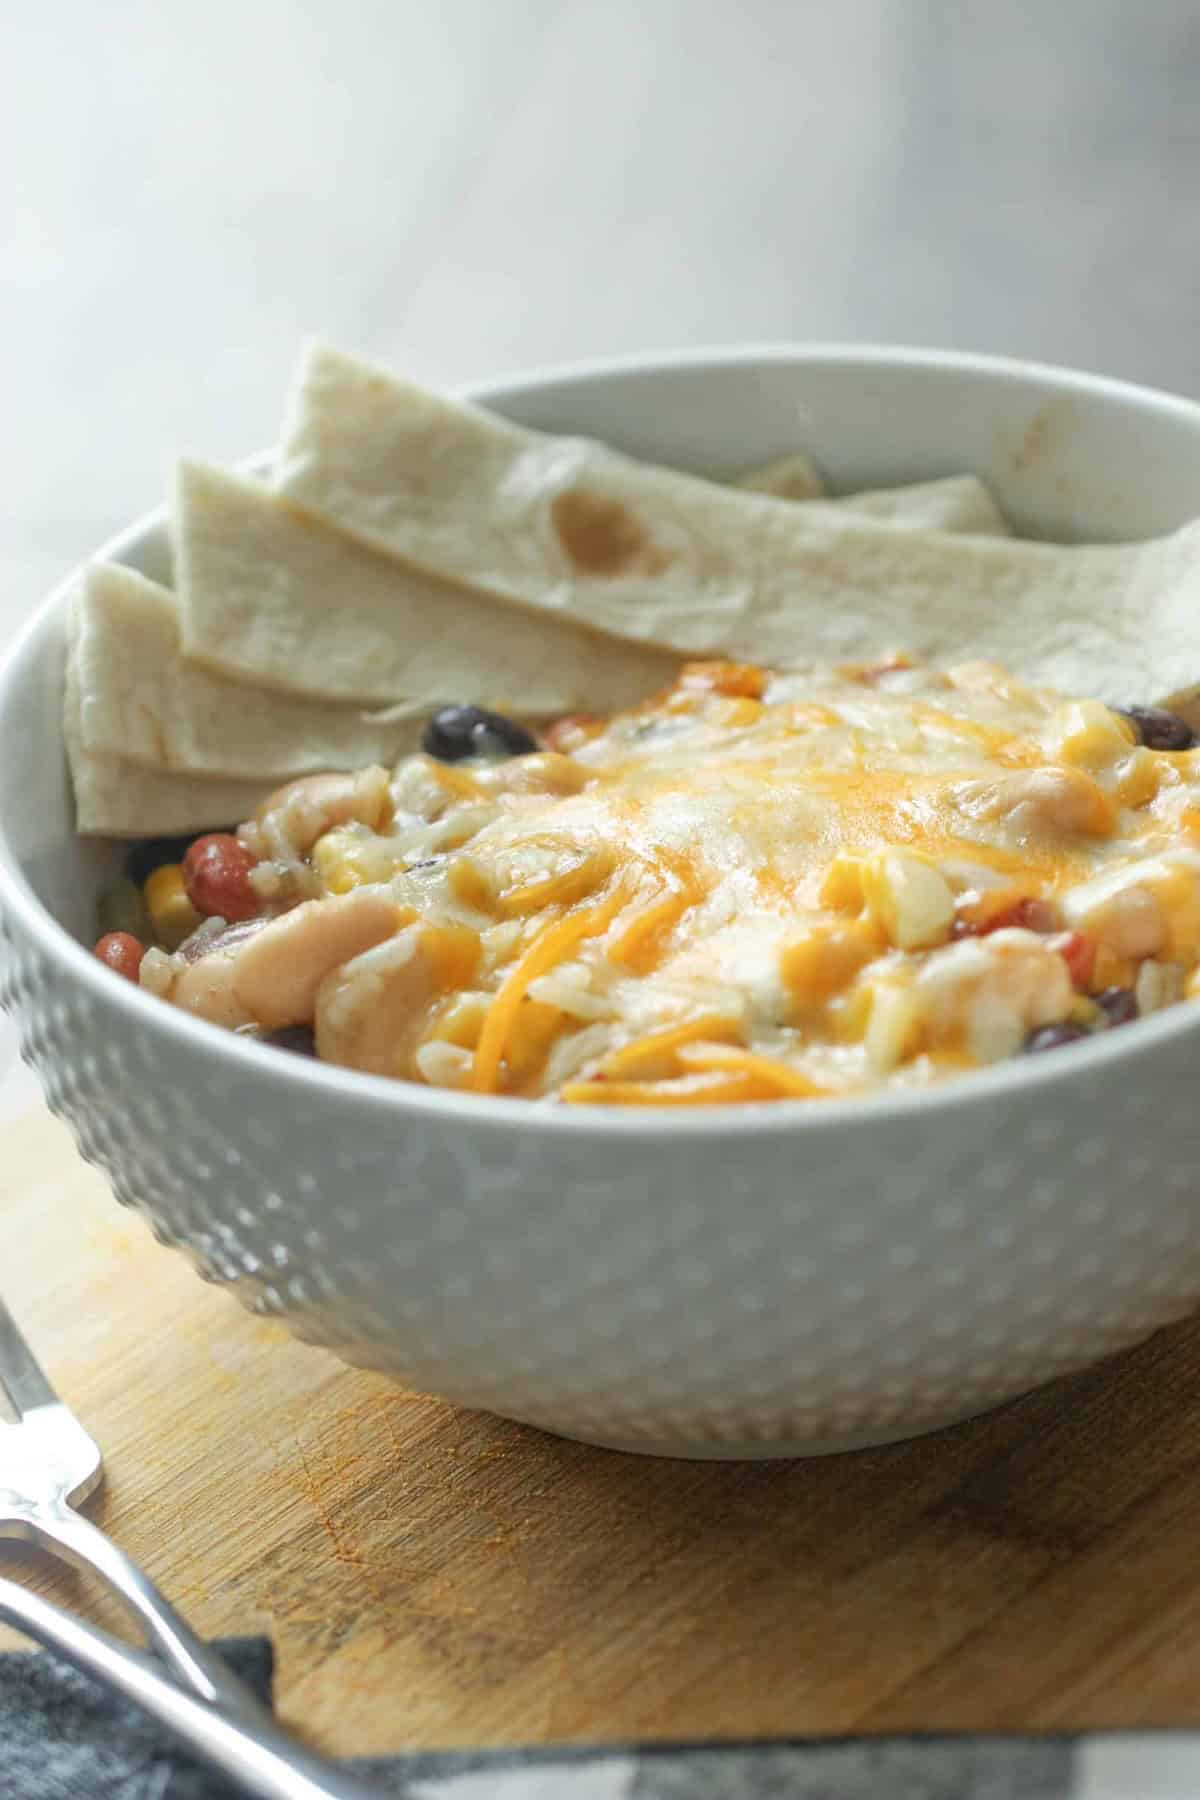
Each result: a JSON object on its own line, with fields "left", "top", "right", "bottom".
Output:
{"left": 6, "top": 336, "right": 1200, "bottom": 1141}
{"left": 462, "top": 335, "right": 1200, "bottom": 423}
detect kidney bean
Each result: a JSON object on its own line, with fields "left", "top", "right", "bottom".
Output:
{"left": 182, "top": 833, "right": 259, "bottom": 921}
{"left": 93, "top": 931, "right": 145, "bottom": 981}
{"left": 1050, "top": 931, "right": 1097, "bottom": 990}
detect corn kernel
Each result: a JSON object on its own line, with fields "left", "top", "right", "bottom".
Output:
{"left": 1114, "top": 747, "right": 1163, "bottom": 809}
{"left": 860, "top": 849, "right": 955, "bottom": 950}
{"left": 143, "top": 864, "right": 202, "bottom": 950}
{"left": 720, "top": 696, "right": 764, "bottom": 728}
{"left": 311, "top": 826, "right": 371, "bottom": 894}
{"left": 422, "top": 922, "right": 482, "bottom": 991}
{"left": 448, "top": 855, "right": 493, "bottom": 912}
{"left": 819, "top": 853, "right": 866, "bottom": 914}
{"left": 780, "top": 921, "right": 878, "bottom": 1007}
{"left": 830, "top": 982, "right": 874, "bottom": 1043}
{"left": 1050, "top": 699, "right": 1137, "bottom": 769}
{"left": 864, "top": 980, "right": 923, "bottom": 1072}
{"left": 1155, "top": 865, "right": 1200, "bottom": 963}
{"left": 430, "top": 989, "right": 491, "bottom": 1050}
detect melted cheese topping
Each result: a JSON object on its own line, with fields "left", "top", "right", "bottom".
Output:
{"left": 241, "top": 658, "right": 1200, "bottom": 1102}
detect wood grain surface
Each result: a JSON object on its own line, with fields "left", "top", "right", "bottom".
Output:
{"left": 5, "top": 1097, "right": 1200, "bottom": 1755}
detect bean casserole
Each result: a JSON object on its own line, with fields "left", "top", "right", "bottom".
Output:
{"left": 77, "top": 343, "right": 1200, "bottom": 1104}
{"left": 94, "top": 657, "right": 1200, "bottom": 1103}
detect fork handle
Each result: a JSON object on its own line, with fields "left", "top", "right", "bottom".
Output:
{"left": 28, "top": 1507, "right": 266, "bottom": 1720}
{"left": 0, "top": 1574, "right": 385, "bottom": 1800}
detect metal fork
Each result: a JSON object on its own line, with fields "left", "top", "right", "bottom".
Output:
{"left": 0, "top": 1293, "right": 382, "bottom": 1798}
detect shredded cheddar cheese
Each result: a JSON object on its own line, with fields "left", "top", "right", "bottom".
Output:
{"left": 172, "top": 655, "right": 1200, "bottom": 1105}
{"left": 471, "top": 883, "right": 630, "bottom": 1092}
{"left": 598, "top": 1016, "right": 744, "bottom": 1080}
{"left": 675, "top": 1041, "right": 828, "bottom": 1097}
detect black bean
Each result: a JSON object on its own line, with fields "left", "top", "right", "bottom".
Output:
{"left": 265, "top": 1025, "right": 316, "bottom": 1057}
{"left": 421, "top": 705, "right": 538, "bottom": 763}
{"left": 1023, "top": 1021, "right": 1091, "bottom": 1055}
{"left": 1094, "top": 986, "right": 1139, "bottom": 1027}
{"left": 124, "top": 834, "right": 202, "bottom": 887}
{"left": 1115, "top": 706, "right": 1197, "bottom": 751}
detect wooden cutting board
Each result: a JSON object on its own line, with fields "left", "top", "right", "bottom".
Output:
{"left": 6, "top": 1095, "right": 1200, "bottom": 1756}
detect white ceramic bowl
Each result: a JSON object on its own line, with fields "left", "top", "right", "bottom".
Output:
{"left": 5, "top": 345, "right": 1200, "bottom": 1461}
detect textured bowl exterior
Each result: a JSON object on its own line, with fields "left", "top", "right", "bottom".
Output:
{"left": 6, "top": 345, "right": 1200, "bottom": 1458}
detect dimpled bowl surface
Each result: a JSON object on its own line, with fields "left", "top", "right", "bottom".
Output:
{"left": 4, "top": 345, "right": 1200, "bottom": 1460}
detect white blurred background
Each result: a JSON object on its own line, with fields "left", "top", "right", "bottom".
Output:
{"left": 6, "top": 0, "right": 1200, "bottom": 638}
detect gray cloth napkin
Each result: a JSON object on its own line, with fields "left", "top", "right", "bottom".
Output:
{"left": 5, "top": 1633, "right": 1195, "bottom": 1798}
{"left": 0, "top": 1636, "right": 271, "bottom": 1800}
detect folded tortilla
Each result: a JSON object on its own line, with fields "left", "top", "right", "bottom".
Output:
{"left": 735, "top": 452, "right": 826, "bottom": 500}
{"left": 75, "top": 562, "right": 429, "bottom": 777}
{"left": 174, "top": 459, "right": 679, "bottom": 710}
{"left": 823, "top": 474, "right": 1011, "bottom": 536}
{"left": 64, "top": 609, "right": 273, "bottom": 836}
{"left": 273, "top": 342, "right": 1200, "bottom": 705}
{"left": 737, "top": 456, "right": 1011, "bottom": 536}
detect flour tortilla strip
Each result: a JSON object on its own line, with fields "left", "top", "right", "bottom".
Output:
{"left": 80, "top": 465, "right": 1008, "bottom": 780}
{"left": 735, "top": 452, "right": 826, "bottom": 500}
{"left": 76, "top": 562, "right": 429, "bottom": 777}
{"left": 70, "top": 747, "right": 272, "bottom": 838}
{"left": 64, "top": 611, "right": 272, "bottom": 837}
{"left": 823, "top": 475, "right": 1011, "bottom": 536}
{"left": 736, "top": 457, "right": 1011, "bottom": 535}
{"left": 275, "top": 343, "right": 1200, "bottom": 704}
{"left": 175, "top": 459, "right": 678, "bottom": 710}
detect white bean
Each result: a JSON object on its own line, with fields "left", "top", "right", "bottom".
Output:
{"left": 314, "top": 921, "right": 475, "bottom": 1075}
{"left": 170, "top": 946, "right": 257, "bottom": 1031}
{"left": 1062, "top": 868, "right": 1167, "bottom": 959}
{"left": 231, "top": 888, "right": 403, "bottom": 1030}
{"left": 954, "top": 766, "right": 1111, "bottom": 839}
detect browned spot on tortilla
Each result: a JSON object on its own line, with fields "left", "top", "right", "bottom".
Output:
{"left": 551, "top": 488, "right": 675, "bottom": 578}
